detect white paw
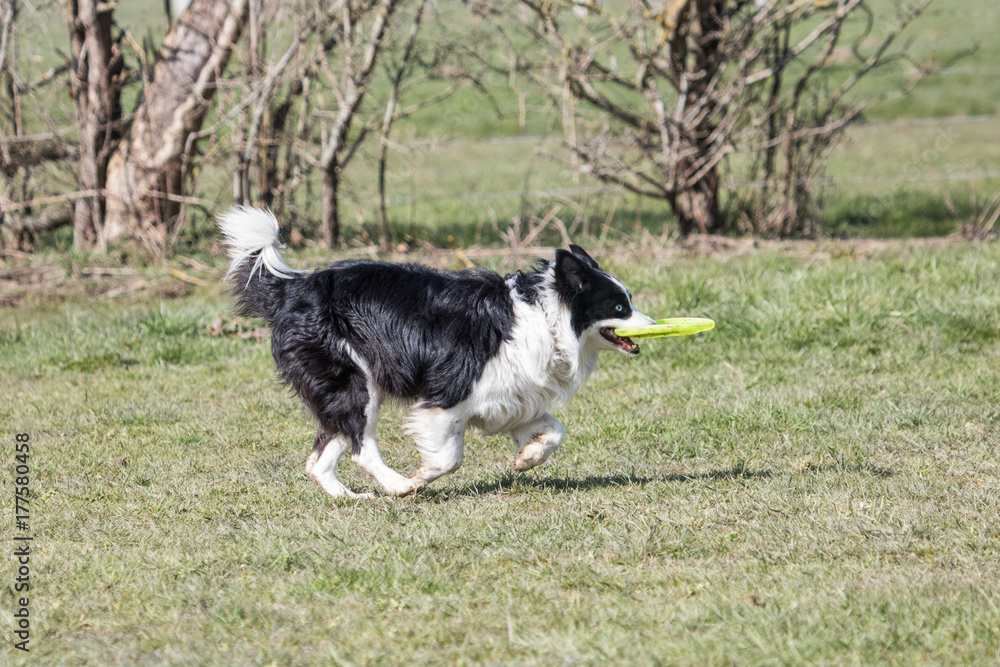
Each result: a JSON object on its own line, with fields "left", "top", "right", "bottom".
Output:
{"left": 385, "top": 475, "right": 428, "bottom": 497}
{"left": 513, "top": 441, "right": 550, "bottom": 472}
{"left": 309, "top": 473, "right": 374, "bottom": 499}
{"left": 304, "top": 451, "right": 319, "bottom": 474}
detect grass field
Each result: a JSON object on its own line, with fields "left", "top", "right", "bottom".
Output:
{"left": 3, "top": 0, "right": 999, "bottom": 663}
{"left": 2, "top": 239, "right": 999, "bottom": 664}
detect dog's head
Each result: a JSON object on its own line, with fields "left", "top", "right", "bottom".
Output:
{"left": 553, "top": 245, "right": 656, "bottom": 356}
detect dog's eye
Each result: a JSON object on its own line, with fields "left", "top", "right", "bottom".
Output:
{"left": 615, "top": 304, "right": 624, "bottom": 313}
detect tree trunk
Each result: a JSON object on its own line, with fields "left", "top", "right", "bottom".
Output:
{"left": 67, "top": 0, "right": 121, "bottom": 251}
{"left": 316, "top": 0, "right": 400, "bottom": 247}
{"left": 673, "top": 164, "right": 722, "bottom": 235}
{"left": 672, "top": 0, "right": 725, "bottom": 236}
{"left": 258, "top": 83, "right": 300, "bottom": 210}
{"left": 321, "top": 161, "right": 340, "bottom": 248}
{"left": 105, "top": 0, "right": 249, "bottom": 251}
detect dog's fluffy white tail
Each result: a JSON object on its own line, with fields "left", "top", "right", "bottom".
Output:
{"left": 218, "top": 205, "right": 300, "bottom": 281}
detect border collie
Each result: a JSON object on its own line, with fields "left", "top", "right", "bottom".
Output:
{"left": 219, "top": 206, "right": 655, "bottom": 498}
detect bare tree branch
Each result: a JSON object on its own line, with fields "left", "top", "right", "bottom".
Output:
{"left": 502, "top": 0, "right": 943, "bottom": 236}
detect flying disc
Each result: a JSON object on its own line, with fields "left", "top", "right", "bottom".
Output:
{"left": 615, "top": 317, "right": 715, "bottom": 339}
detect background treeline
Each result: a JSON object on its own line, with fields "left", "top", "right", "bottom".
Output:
{"left": 0, "top": 0, "right": 996, "bottom": 256}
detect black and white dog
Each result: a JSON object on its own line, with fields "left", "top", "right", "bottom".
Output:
{"left": 220, "top": 206, "right": 655, "bottom": 498}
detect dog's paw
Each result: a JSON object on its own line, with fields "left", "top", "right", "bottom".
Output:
{"left": 513, "top": 441, "right": 550, "bottom": 472}
{"left": 388, "top": 475, "right": 428, "bottom": 497}
{"left": 317, "top": 483, "right": 377, "bottom": 500}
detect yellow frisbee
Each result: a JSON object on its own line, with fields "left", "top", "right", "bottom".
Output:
{"left": 615, "top": 317, "right": 715, "bottom": 339}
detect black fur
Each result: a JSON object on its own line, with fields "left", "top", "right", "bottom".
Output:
{"left": 569, "top": 244, "right": 601, "bottom": 270}
{"left": 553, "top": 249, "right": 633, "bottom": 336}
{"left": 230, "top": 247, "right": 633, "bottom": 458}
{"left": 232, "top": 258, "right": 524, "bottom": 454}
{"left": 509, "top": 260, "right": 550, "bottom": 305}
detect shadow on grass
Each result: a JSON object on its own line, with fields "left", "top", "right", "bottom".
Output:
{"left": 428, "top": 465, "right": 773, "bottom": 499}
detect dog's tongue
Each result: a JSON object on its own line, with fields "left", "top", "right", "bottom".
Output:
{"left": 601, "top": 327, "right": 640, "bottom": 354}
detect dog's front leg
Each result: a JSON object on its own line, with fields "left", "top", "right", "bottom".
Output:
{"left": 405, "top": 406, "right": 467, "bottom": 492}
{"left": 510, "top": 412, "right": 566, "bottom": 473}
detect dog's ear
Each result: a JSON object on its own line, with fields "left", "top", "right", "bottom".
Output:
{"left": 555, "top": 248, "right": 591, "bottom": 293}
{"left": 569, "top": 244, "right": 600, "bottom": 270}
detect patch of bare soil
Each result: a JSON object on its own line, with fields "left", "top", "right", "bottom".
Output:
{"left": 0, "top": 258, "right": 210, "bottom": 310}
{"left": 0, "top": 236, "right": 979, "bottom": 311}
{"left": 382, "top": 235, "right": 973, "bottom": 268}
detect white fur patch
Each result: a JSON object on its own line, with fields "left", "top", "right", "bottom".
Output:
{"left": 218, "top": 205, "right": 302, "bottom": 281}
{"left": 466, "top": 271, "right": 599, "bottom": 434}
{"left": 339, "top": 341, "right": 416, "bottom": 496}
{"left": 307, "top": 434, "right": 373, "bottom": 499}
{"left": 406, "top": 407, "right": 466, "bottom": 484}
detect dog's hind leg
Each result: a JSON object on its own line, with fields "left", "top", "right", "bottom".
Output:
{"left": 292, "top": 344, "right": 414, "bottom": 497}
{"left": 510, "top": 412, "right": 566, "bottom": 473}
{"left": 351, "top": 366, "right": 415, "bottom": 496}
{"left": 293, "top": 348, "right": 393, "bottom": 499}
{"left": 404, "top": 406, "right": 467, "bottom": 492}
{"left": 350, "top": 395, "right": 419, "bottom": 497}
{"left": 306, "top": 430, "right": 374, "bottom": 499}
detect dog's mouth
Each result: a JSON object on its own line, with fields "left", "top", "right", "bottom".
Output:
{"left": 600, "top": 327, "right": 639, "bottom": 355}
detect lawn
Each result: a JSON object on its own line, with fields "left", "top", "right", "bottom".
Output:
{"left": 3, "top": 0, "right": 1000, "bottom": 662}
{"left": 2, "top": 239, "right": 999, "bottom": 664}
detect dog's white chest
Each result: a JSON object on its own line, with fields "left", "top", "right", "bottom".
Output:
{"left": 465, "top": 299, "right": 596, "bottom": 434}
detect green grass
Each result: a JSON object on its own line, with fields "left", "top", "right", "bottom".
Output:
{"left": 2, "top": 241, "right": 1000, "bottom": 664}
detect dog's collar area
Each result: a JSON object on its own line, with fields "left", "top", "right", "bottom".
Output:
{"left": 599, "top": 327, "right": 639, "bottom": 355}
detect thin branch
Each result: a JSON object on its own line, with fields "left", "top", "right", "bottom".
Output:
{"left": 745, "top": 0, "right": 863, "bottom": 85}
{"left": 1, "top": 205, "right": 73, "bottom": 233}
{"left": 1, "top": 189, "right": 106, "bottom": 212}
